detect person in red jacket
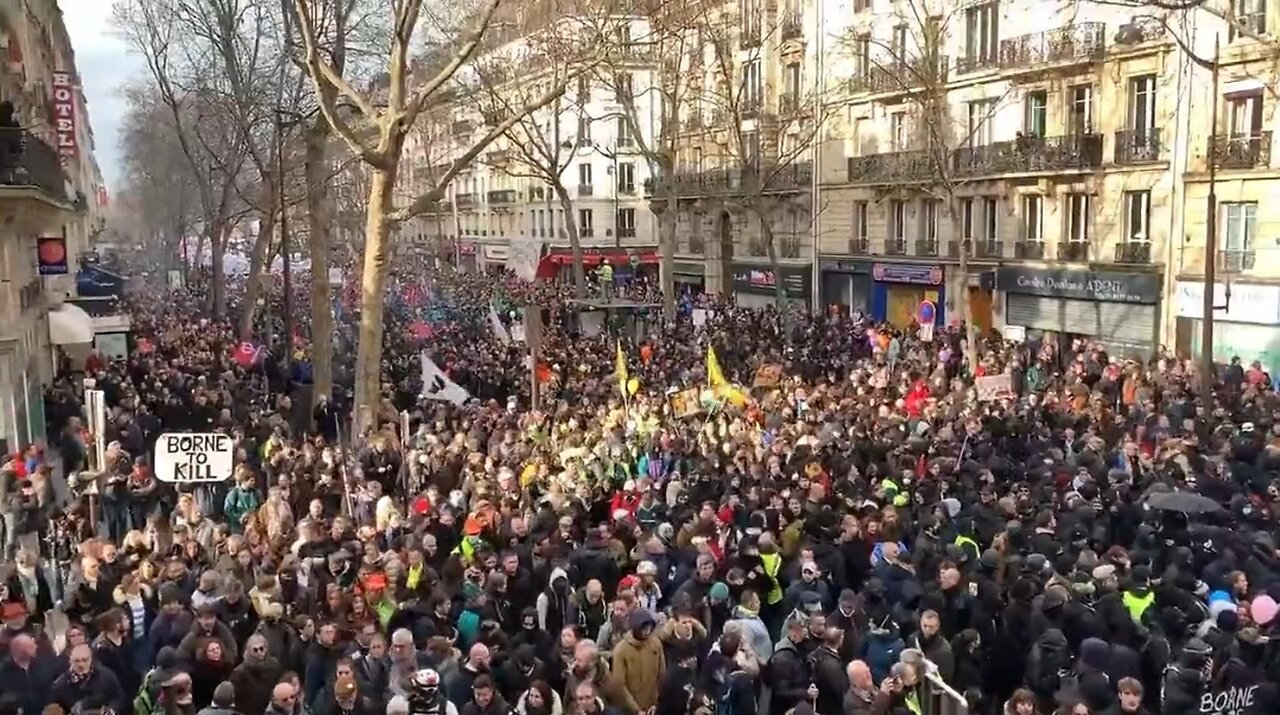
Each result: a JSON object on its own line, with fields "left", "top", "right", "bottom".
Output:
{"left": 904, "top": 379, "right": 930, "bottom": 418}
{"left": 609, "top": 480, "right": 641, "bottom": 522}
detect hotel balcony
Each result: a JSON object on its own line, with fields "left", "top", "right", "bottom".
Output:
{"left": 0, "top": 128, "right": 74, "bottom": 206}
{"left": 1113, "top": 129, "right": 1163, "bottom": 165}
{"left": 998, "top": 23, "right": 1106, "bottom": 73}
{"left": 1214, "top": 132, "right": 1272, "bottom": 170}
{"left": 952, "top": 134, "right": 1103, "bottom": 177}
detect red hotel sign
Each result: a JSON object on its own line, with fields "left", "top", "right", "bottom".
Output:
{"left": 52, "top": 71, "right": 77, "bottom": 160}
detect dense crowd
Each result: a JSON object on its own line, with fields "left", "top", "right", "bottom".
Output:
{"left": 1, "top": 257, "right": 1278, "bottom": 715}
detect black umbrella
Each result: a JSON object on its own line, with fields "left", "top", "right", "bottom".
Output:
{"left": 1146, "top": 490, "right": 1225, "bottom": 515}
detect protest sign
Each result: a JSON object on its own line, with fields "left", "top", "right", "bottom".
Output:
{"left": 975, "top": 374, "right": 1014, "bottom": 401}
{"left": 155, "top": 433, "right": 235, "bottom": 483}
{"left": 753, "top": 363, "right": 785, "bottom": 389}
{"left": 670, "top": 388, "right": 703, "bottom": 418}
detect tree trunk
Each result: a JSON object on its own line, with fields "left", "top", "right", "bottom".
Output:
{"left": 554, "top": 186, "right": 587, "bottom": 299}
{"left": 353, "top": 168, "right": 397, "bottom": 435}
{"left": 209, "top": 223, "right": 227, "bottom": 318}
{"left": 305, "top": 123, "right": 334, "bottom": 407}
{"left": 239, "top": 193, "right": 279, "bottom": 339}
{"left": 951, "top": 207, "right": 978, "bottom": 373}
{"left": 659, "top": 200, "right": 677, "bottom": 318}
{"left": 754, "top": 203, "right": 787, "bottom": 309}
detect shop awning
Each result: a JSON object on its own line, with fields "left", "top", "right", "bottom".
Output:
{"left": 48, "top": 303, "right": 95, "bottom": 345}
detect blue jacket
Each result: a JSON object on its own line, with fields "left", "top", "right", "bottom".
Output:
{"left": 862, "top": 633, "right": 905, "bottom": 684}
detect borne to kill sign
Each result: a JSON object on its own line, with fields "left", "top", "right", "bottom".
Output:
{"left": 154, "top": 433, "right": 236, "bottom": 483}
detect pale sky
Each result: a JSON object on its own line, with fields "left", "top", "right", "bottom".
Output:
{"left": 61, "top": 0, "right": 141, "bottom": 192}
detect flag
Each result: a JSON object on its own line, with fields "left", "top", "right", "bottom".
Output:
{"left": 407, "top": 321, "right": 434, "bottom": 340}
{"left": 232, "top": 341, "right": 265, "bottom": 368}
{"left": 614, "top": 340, "right": 628, "bottom": 396}
{"left": 419, "top": 352, "right": 471, "bottom": 406}
{"left": 488, "top": 304, "right": 511, "bottom": 344}
{"left": 706, "top": 345, "right": 727, "bottom": 387}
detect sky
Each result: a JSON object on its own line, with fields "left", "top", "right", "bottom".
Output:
{"left": 61, "top": 0, "right": 141, "bottom": 192}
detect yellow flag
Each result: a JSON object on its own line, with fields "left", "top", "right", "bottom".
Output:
{"left": 614, "top": 340, "right": 629, "bottom": 395}
{"left": 706, "top": 345, "right": 727, "bottom": 387}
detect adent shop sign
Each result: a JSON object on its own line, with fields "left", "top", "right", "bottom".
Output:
{"left": 997, "top": 267, "right": 1160, "bottom": 304}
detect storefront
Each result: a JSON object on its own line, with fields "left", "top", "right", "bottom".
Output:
{"left": 819, "top": 261, "right": 872, "bottom": 315}
{"left": 672, "top": 260, "right": 707, "bottom": 291}
{"left": 869, "top": 263, "right": 946, "bottom": 328}
{"left": 965, "top": 272, "right": 997, "bottom": 334}
{"left": 1175, "top": 281, "right": 1280, "bottom": 378}
{"left": 481, "top": 245, "right": 507, "bottom": 273}
{"left": 730, "top": 263, "right": 812, "bottom": 309}
{"left": 998, "top": 267, "right": 1162, "bottom": 357}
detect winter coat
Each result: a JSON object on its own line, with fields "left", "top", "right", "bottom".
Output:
{"left": 564, "top": 656, "right": 637, "bottom": 715}
{"left": 764, "top": 639, "right": 809, "bottom": 715}
{"left": 611, "top": 634, "right": 665, "bottom": 711}
{"left": 51, "top": 666, "right": 128, "bottom": 715}
{"left": 0, "top": 654, "right": 59, "bottom": 715}
{"left": 230, "top": 657, "right": 284, "bottom": 715}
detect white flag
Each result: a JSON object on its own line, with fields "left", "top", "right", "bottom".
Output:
{"left": 419, "top": 352, "right": 471, "bottom": 406}
{"left": 488, "top": 304, "right": 511, "bottom": 344}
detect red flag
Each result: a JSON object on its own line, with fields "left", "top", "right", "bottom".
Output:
{"left": 232, "top": 341, "right": 263, "bottom": 368}
{"left": 407, "top": 321, "right": 433, "bottom": 340}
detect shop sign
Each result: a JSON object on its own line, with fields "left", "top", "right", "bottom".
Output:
{"left": 731, "top": 264, "right": 811, "bottom": 299}
{"left": 997, "top": 267, "right": 1160, "bottom": 304}
{"left": 1176, "top": 281, "right": 1280, "bottom": 325}
{"left": 52, "top": 71, "right": 78, "bottom": 160}
{"left": 872, "top": 263, "right": 944, "bottom": 286}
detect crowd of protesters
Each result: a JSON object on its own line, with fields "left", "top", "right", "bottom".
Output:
{"left": 0, "top": 254, "right": 1277, "bottom": 715}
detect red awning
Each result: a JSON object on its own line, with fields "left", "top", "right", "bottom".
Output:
{"left": 536, "top": 251, "right": 659, "bottom": 278}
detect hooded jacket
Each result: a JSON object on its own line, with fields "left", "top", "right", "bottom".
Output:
{"left": 611, "top": 612, "right": 665, "bottom": 711}
{"left": 535, "top": 567, "right": 576, "bottom": 635}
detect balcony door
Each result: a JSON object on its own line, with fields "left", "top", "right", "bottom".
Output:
{"left": 1126, "top": 75, "right": 1156, "bottom": 140}
{"left": 1228, "top": 93, "right": 1264, "bottom": 140}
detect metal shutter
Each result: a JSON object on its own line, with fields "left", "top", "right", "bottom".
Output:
{"left": 1006, "top": 294, "right": 1156, "bottom": 345}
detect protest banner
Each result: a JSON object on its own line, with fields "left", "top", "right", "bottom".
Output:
{"left": 753, "top": 363, "right": 785, "bottom": 389}
{"left": 155, "top": 433, "right": 235, "bottom": 483}
{"left": 976, "top": 374, "right": 1014, "bottom": 401}
{"left": 670, "top": 387, "right": 703, "bottom": 418}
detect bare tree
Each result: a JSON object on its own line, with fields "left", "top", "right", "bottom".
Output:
{"left": 697, "top": 3, "right": 822, "bottom": 307}
{"left": 836, "top": 2, "right": 1021, "bottom": 371}
{"left": 287, "top": 0, "right": 596, "bottom": 432}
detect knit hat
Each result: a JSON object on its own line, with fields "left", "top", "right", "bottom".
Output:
{"left": 1216, "top": 608, "right": 1239, "bottom": 633}
{"left": 709, "top": 582, "right": 730, "bottom": 602}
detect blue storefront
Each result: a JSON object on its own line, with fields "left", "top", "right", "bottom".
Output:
{"left": 869, "top": 262, "right": 946, "bottom": 329}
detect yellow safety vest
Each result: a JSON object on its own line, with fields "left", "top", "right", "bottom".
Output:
{"left": 954, "top": 535, "right": 980, "bottom": 559}
{"left": 905, "top": 689, "right": 922, "bottom": 715}
{"left": 1122, "top": 590, "right": 1155, "bottom": 623}
{"left": 881, "top": 478, "right": 910, "bottom": 507}
{"left": 759, "top": 551, "right": 784, "bottom": 605}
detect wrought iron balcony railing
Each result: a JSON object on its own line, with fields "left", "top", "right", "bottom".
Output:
{"left": 914, "top": 239, "right": 939, "bottom": 256}
{"left": 454, "top": 193, "right": 476, "bottom": 208}
{"left": 1015, "top": 241, "right": 1047, "bottom": 259}
{"left": 781, "top": 13, "right": 804, "bottom": 40}
{"left": 953, "top": 134, "right": 1103, "bottom": 177}
{"left": 0, "top": 129, "right": 71, "bottom": 201}
{"left": 999, "top": 23, "right": 1106, "bottom": 70}
{"left": 1218, "top": 249, "right": 1256, "bottom": 273}
{"left": 578, "top": 184, "right": 595, "bottom": 196}
{"left": 883, "top": 238, "right": 907, "bottom": 256}
{"left": 847, "top": 151, "right": 935, "bottom": 183}
{"left": 1059, "top": 242, "right": 1091, "bottom": 261}
{"left": 1213, "top": 132, "right": 1272, "bottom": 170}
{"left": 1114, "top": 129, "right": 1162, "bottom": 165}
{"left": 849, "top": 54, "right": 949, "bottom": 95}
{"left": 1114, "top": 242, "right": 1153, "bottom": 264}
{"left": 848, "top": 238, "right": 869, "bottom": 255}
{"left": 487, "top": 189, "right": 518, "bottom": 204}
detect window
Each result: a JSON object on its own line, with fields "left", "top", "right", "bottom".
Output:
{"left": 617, "top": 23, "right": 632, "bottom": 47}
{"left": 579, "top": 209, "right": 594, "bottom": 237}
{"left": 965, "top": 2, "right": 1000, "bottom": 66}
{"left": 1127, "top": 75, "right": 1156, "bottom": 134}
{"left": 741, "top": 0, "right": 761, "bottom": 43}
{"left": 1025, "top": 90, "right": 1048, "bottom": 137}
{"left": 579, "top": 163, "right": 593, "bottom": 186}
{"left": 1124, "top": 190, "right": 1150, "bottom": 242}
{"left": 617, "top": 208, "right": 636, "bottom": 238}
{"left": 1022, "top": 195, "right": 1043, "bottom": 241}
{"left": 577, "top": 75, "right": 590, "bottom": 101}
{"left": 891, "top": 24, "right": 908, "bottom": 59}
{"left": 577, "top": 115, "right": 592, "bottom": 146}
{"left": 889, "top": 200, "right": 906, "bottom": 244}
{"left": 967, "top": 99, "right": 997, "bottom": 146}
{"left": 960, "top": 198, "right": 974, "bottom": 241}
{"left": 983, "top": 197, "right": 998, "bottom": 242}
{"left": 1067, "top": 193, "right": 1093, "bottom": 242}
{"left": 890, "top": 111, "right": 908, "bottom": 151}
{"left": 743, "top": 59, "right": 762, "bottom": 110}
{"left": 1229, "top": 0, "right": 1267, "bottom": 39}
{"left": 616, "top": 117, "right": 632, "bottom": 147}
{"left": 782, "top": 62, "right": 801, "bottom": 109}
{"left": 693, "top": 147, "right": 704, "bottom": 172}
{"left": 854, "top": 0, "right": 873, "bottom": 11}
{"left": 854, "top": 201, "right": 869, "bottom": 242}
{"left": 1222, "top": 202, "right": 1257, "bottom": 253}
{"left": 618, "top": 162, "right": 636, "bottom": 192}
{"left": 852, "top": 35, "right": 871, "bottom": 79}
{"left": 614, "top": 73, "right": 633, "bottom": 103}
{"left": 743, "top": 130, "right": 760, "bottom": 165}
{"left": 1068, "top": 84, "right": 1094, "bottom": 136}
{"left": 1228, "top": 93, "right": 1264, "bottom": 138}
{"left": 920, "top": 200, "right": 938, "bottom": 243}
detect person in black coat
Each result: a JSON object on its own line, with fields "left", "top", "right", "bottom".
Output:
{"left": 0, "top": 634, "right": 58, "bottom": 715}
{"left": 50, "top": 644, "right": 128, "bottom": 715}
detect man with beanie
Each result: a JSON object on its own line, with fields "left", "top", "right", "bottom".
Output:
{"left": 611, "top": 610, "right": 664, "bottom": 713}
{"left": 147, "top": 587, "right": 193, "bottom": 663}
{"left": 707, "top": 583, "right": 733, "bottom": 639}
{"left": 197, "top": 682, "right": 241, "bottom": 715}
